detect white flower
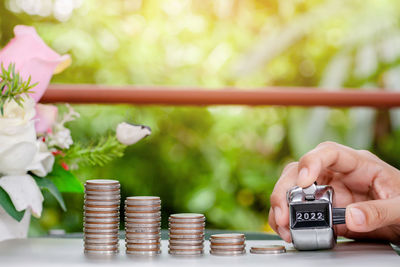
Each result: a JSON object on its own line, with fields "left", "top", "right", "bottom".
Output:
{"left": 0, "top": 97, "right": 37, "bottom": 175}
{"left": 48, "top": 126, "right": 73, "bottom": 149}
{"left": 27, "top": 140, "right": 55, "bottom": 177}
{"left": 46, "top": 104, "right": 78, "bottom": 149}
{"left": 116, "top": 122, "right": 151, "bottom": 145}
{"left": 0, "top": 175, "right": 44, "bottom": 218}
{"left": 0, "top": 97, "right": 45, "bottom": 218}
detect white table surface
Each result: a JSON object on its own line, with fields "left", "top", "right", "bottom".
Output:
{"left": 0, "top": 238, "right": 398, "bottom": 267}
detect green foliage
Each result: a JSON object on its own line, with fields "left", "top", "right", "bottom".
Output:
{"left": 63, "top": 135, "right": 127, "bottom": 167}
{"left": 32, "top": 176, "right": 67, "bottom": 212}
{"left": 0, "top": 63, "right": 36, "bottom": 115}
{"left": 0, "top": 187, "right": 25, "bottom": 222}
{"left": 45, "top": 162, "right": 84, "bottom": 193}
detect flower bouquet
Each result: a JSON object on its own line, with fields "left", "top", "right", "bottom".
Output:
{"left": 0, "top": 26, "right": 151, "bottom": 241}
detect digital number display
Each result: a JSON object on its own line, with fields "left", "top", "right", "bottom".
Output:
{"left": 290, "top": 203, "right": 330, "bottom": 229}
{"left": 296, "top": 211, "right": 324, "bottom": 222}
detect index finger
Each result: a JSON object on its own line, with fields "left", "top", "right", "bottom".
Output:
{"left": 297, "top": 141, "right": 360, "bottom": 188}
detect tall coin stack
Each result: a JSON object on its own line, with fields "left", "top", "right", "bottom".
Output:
{"left": 209, "top": 233, "right": 246, "bottom": 256}
{"left": 124, "top": 196, "right": 162, "bottom": 255}
{"left": 168, "top": 213, "right": 205, "bottom": 256}
{"left": 83, "top": 179, "right": 121, "bottom": 255}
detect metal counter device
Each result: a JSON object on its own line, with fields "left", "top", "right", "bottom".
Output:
{"left": 287, "top": 183, "right": 346, "bottom": 250}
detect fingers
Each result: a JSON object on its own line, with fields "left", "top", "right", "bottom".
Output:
{"left": 297, "top": 142, "right": 360, "bottom": 188}
{"left": 346, "top": 196, "right": 400, "bottom": 233}
{"left": 270, "top": 162, "right": 298, "bottom": 242}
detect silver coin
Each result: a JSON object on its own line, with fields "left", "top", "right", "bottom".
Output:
{"left": 210, "top": 250, "right": 246, "bottom": 256}
{"left": 210, "top": 241, "right": 246, "bottom": 246}
{"left": 85, "top": 194, "right": 121, "bottom": 200}
{"left": 86, "top": 179, "right": 120, "bottom": 185}
{"left": 210, "top": 245, "right": 246, "bottom": 250}
{"left": 84, "top": 249, "right": 119, "bottom": 255}
{"left": 84, "top": 208, "right": 120, "bottom": 213}
{"left": 125, "top": 212, "right": 161, "bottom": 219}
{"left": 249, "top": 245, "right": 286, "bottom": 254}
{"left": 210, "top": 233, "right": 245, "bottom": 239}
{"left": 125, "top": 221, "right": 161, "bottom": 227}
{"left": 169, "top": 213, "right": 205, "bottom": 220}
{"left": 84, "top": 223, "right": 119, "bottom": 229}
{"left": 210, "top": 239, "right": 245, "bottom": 245}
{"left": 168, "top": 219, "right": 205, "bottom": 224}
{"left": 210, "top": 242, "right": 246, "bottom": 249}
{"left": 125, "top": 212, "right": 161, "bottom": 217}
{"left": 85, "top": 187, "right": 120, "bottom": 192}
{"left": 85, "top": 185, "right": 120, "bottom": 190}
{"left": 126, "top": 243, "right": 161, "bottom": 249}
{"left": 84, "top": 238, "right": 119, "bottom": 244}
{"left": 85, "top": 190, "right": 121, "bottom": 199}
{"left": 169, "top": 239, "right": 203, "bottom": 245}
{"left": 84, "top": 222, "right": 119, "bottom": 227}
{"left": 84, "top": 243, "right": 119, "bottom": 250}
{"left": 125, "top": 225, "right": 161, "bottom": 231}
{"left": 168, "top": 222, "right": 205, "bottom": 228}
{"left": 84, "top": 217, "right": 119, "bottom": 223}
{"left": 169, "top": 234, "right": 204, "bottom": 239}
{"left": 126, "top": 250, "right": 161, "bottom": 256}
{"left": 84, "top": 233, "right": 119, "bottom": 238}
{"left": 124, "top": 218, "right": 161, "bottom": 224}
{"left": 85, "top": 200, "right": 120, "bottom": 205}
{"left": 125, "top": 200, "right": 161, "bottom": 206}
{"left": 125, "top": 228, "right": 160, "bottom": 234}
{"left": 125, "top": 224, "right": 161, "bottom": 229}
{"left": 168, "top": 244, "right": 204, "bottom": 250}
{"left": 125, "top": 238, "right": 161, "bottom": 244}
{"left": 124, "top": 205, "right": 161, "bottom": 211}
{"left": 84, "top": 218, "right": 119, "bottom": 223}
{"left": 85, "top": 183, "right": 121, "bottom": 189}
{"left": 84, "top": 227, "right": 119, "bottom": 233}
{"left": 84, "top": 206, "right": 119, "bottom": 212}
{"left": 125, "top": 233, "right": 161, "bottom": 239}
{"left": 84, "top": 241, "right": 119, "bottom": 247}
{"left": 126, "top": 196, "right": 160, "bottom": 201}
{"left": 84, "top": 211, "right": 120, "bottom": 216}
{"left": 84, "top": 219, "right": 120, "bottom": 223}
{"left": 169, "top": 228, "right": 204, "bottom": 234}
{"left": 126, "top": 231, "right": 160, "bottom": 237}
{"left": 169, "top": 250, "right": 203, "bottom": 256}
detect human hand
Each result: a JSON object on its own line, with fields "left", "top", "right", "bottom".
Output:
{"left": 269, "top": 142, "right": 400, "bottom": 244}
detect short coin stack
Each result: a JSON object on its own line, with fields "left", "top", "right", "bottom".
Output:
{"left": 83, "top": 179, "right": 121, "bottom": 255}
{"left": 210, "top": 233, "right": 246, "bottom": 256}
{"left": 168, "top": 213, "right": 205, "bottom": 256}
{"left": 124, "top": 196, "right": 162, "bottom": 255}
{"left": 250, "top": 245, "right": 286, "bottom": 254}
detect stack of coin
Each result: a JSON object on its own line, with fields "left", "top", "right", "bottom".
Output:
{"left": 83, "top": 179, "right": 121, "bottom": 255}
{"left": 168, "top": 213, "right": 205, "bottom": 256}
{"left": 209, "top": 233, "right": 246, "bottom": 256}
{"left": 124, "top": 196, "right": 162, "bottom": 255}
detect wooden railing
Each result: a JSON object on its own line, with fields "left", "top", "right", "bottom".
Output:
{"left": 41, "top": 84, "right": 400, "bottom": 108}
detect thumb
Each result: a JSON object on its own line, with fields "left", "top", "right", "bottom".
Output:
{"left": 346, "top": 196, "right": 400, "bottom": 232}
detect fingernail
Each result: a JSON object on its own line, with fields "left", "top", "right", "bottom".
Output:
{"left": 298, "top": 168, "right": 309, "bottom": 183}
{"left": 274, "top": 207, "right": 282, "bottom": 225}
{"left": 349, "top": 207, "right": 366, "bottom": 226}
{"left": 278, "top": 226, "right": 291, "bottom": 242}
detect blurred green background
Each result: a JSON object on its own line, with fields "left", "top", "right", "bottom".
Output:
{"left": 1, "top": 0, "right": 400, "bottom": 236}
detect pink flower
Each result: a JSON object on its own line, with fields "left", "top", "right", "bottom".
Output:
{"left": 0, "top": 25, "right": 71, "bottom": 102}
{"left": 35, "top": 104, "right": 58, "bottom": 134}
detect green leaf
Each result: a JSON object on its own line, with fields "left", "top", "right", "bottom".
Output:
{"left": 46, "top": 163, "right": 84, "bottom": 193}
{"left": 0, "top": 187, "right": 25, "bottom": 222}
{"left": 33, "top": 176, "right": 67, "bottom": 212}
